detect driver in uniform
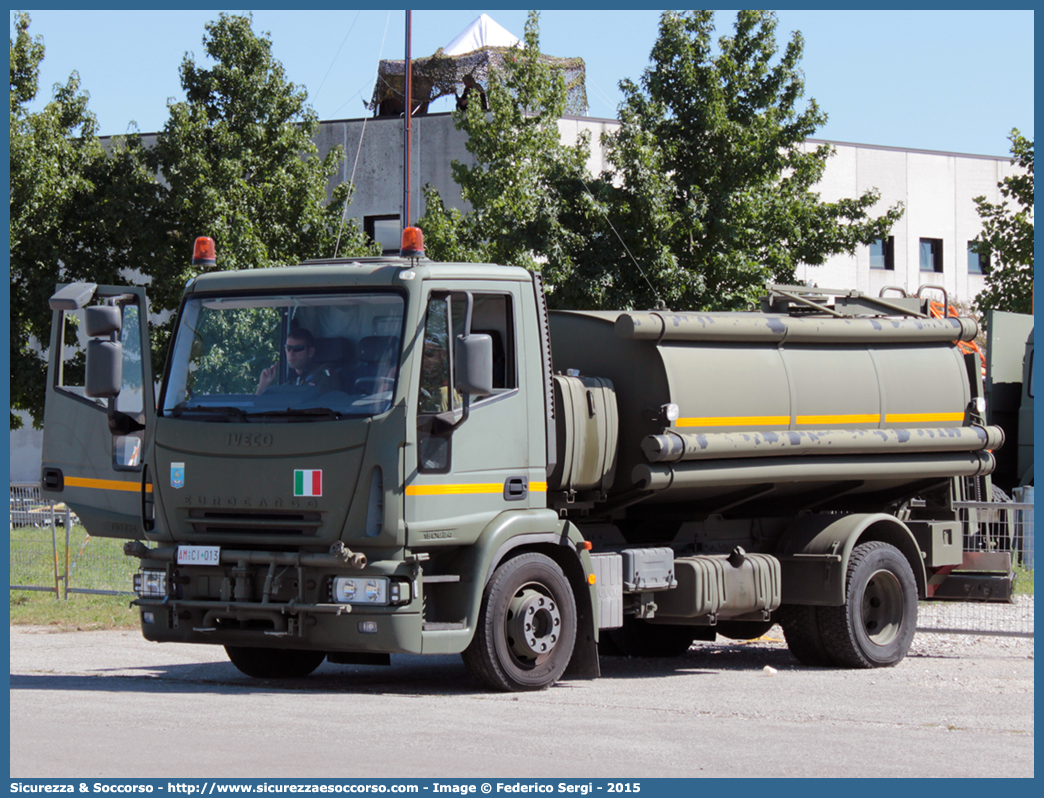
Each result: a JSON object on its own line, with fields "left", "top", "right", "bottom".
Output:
{"left": 257, "top": 328, "right": 339, "bottom": 394}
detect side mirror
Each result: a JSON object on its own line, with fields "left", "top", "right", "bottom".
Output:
{"left": 455, "top": 334, "right": 493, "bottom": 398}
{"left": 85, "top": 305, "right": 122, "bottom": 337}
{"left": 84, "top": 305, "right": 124, "bottom": 399}
{"left": 86, "top": 340, "right": 123, "bottom": 398}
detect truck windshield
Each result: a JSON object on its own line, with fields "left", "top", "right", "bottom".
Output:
{"left": 160, "top": 292, "right": 404, "bottom": 420}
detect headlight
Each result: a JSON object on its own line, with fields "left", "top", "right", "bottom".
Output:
{"left": 134, "top": 569, "right": 167, "bottom": 598}
{"left": 332, "top": 576, "right": 387, "bottom": 605}
{"left": 330, "top": 576, "right": 409, "bottom": 605}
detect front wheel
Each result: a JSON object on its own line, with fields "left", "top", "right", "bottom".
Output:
{"left": 462, "top": 553, "right": 577, "bottom": 691}
{"left": 817, "top": 541, "right": 918, "bottom": 668}
{"left": 225, "top": 646, "right": 326, "bottom": 679}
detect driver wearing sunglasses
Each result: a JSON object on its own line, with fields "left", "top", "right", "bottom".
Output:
{"left": 256, "top": 327, "right": 339, "bottom": 394}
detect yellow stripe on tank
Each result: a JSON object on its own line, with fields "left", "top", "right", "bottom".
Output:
{"left": 676, "top": 415, "right": 790, "bottom": 428}
{"left": 796, "top": 414, "right": 880, "bottom": 425}
{"left": 884, "top": 412, "right": 965, "bottom": 424}
{"left": 677, "top": 412, "right": 964, "bottom": 428}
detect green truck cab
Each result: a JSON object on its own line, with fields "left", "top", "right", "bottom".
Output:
{"left": 41, "top": 236, "right": 1009, "bottom": 690}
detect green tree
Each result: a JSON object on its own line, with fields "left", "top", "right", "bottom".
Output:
{"left": 973, "top": 130, "right": 1034, "bottom": 316}
{"left": 419, "top": 10, "right": 595, "bottom": 289}
{"left": 147, "top": 13, "right": 376, "bottom": 350}
{"left": 423, "top": 11, "right": 903, "bottom": 312}
{"left": 576, "top": 10, "right": 904, "bottom": 311}
{"left": 10, "top": 12, "right": 162, "bottom": 429}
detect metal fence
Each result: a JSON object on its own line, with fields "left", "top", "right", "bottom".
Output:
{"left": 917, "top": 495, "right": 1034, "bottom": 638}
{"left": 10, "top": 483, "right": 136, "bottom": 597}
{"left": 8, "top": 484, "right": 1035, "bottom": 637}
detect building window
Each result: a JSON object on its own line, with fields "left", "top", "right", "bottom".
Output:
{"left": 869, "top": 237, "right": 895, "bottom": 270}
{"left": 967, "top": 242, "right": 990, "bottom": 275}
{"left": 919, "top": 238, "right": 943, "bottom": 273}
{"left": 364, "top": 215, "right": 401, "bottom": 255}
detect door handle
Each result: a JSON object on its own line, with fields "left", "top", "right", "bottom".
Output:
{"left": 503, "top": 476, "right": 528, "bottom": 501}
{"left": 41, "top": 467, "right": 64, "bottom": 492}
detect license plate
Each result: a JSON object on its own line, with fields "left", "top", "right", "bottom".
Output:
{"left": 177, "top": 545, "right": 221, "bottom": 566}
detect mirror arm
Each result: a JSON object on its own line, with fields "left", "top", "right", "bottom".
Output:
{"left": 107, "top": 408, "right": 145, "bottom": 436}
{"left": 430, "top": 394, "right": 472, "bottom": 435}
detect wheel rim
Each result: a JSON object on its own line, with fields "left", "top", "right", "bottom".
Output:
{"left": 861, "top": 568, "right": 904, "bottom": 647}
{"left": 506, "top": 584, "right": 562, "bottom": 667}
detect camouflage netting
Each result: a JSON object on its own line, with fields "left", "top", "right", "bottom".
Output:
{"left": 368, "top": 46, "right": 587, "bottom": 117}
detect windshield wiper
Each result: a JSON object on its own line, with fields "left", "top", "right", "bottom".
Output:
{"left": 170, "top": 404, "right": 249, "bottom": 421}
{"left": 246, "top": 407, "right": 344, "bottom": 421}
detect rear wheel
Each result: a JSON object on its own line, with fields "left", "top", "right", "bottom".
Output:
{"left": 225, "top": 646, "right": 326, "bottom": 679}
{"left": 779, "top": 605, "right": 832, "bottom": 666}
{"left": 462, "top": 553, "right": 577, "bottom": 692}
{"left": 817, "top": 541, "right": 918, "bottom": 668}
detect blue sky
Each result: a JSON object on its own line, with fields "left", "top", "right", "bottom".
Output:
{"left": 10, "top": 8, "right": 1036, "bottom": 157}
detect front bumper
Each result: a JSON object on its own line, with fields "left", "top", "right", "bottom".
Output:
{"left": 135, "top": 597, "right": 424, "bottom": 654}
{"left": 129, "top": 540, "right": 424, "bottom": 654}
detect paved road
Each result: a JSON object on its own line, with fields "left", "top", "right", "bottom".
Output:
{"left": 9, "top": 625, "right": 1033, "bottom": 779}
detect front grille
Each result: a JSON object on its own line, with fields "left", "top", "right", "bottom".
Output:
{"left": 186, "top": 508, "right": 322, "bottom": 536}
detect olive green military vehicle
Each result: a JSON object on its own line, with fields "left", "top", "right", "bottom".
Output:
{"left": 41, "top": 232, "right": 1010, "bottom": 691}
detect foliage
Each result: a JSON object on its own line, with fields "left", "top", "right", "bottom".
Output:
{"left": 146, "top": 12, "right": 377, "bottom": 361}
{"left": 186, "top": 307, "right": 281, "bottom": 396}
{"left": 419, "top": 10, "right": 594, "bottom": 290}
{"left": 11, "top": 13, "right": 378, "bottom": 428}
{"left": 9, "top": 13, "right": 162, "bottom": 429}
{"left": 973, "top": 130, "right": 1034, "bottom": 317}
{"left": 582, "top": 10, "right": 904, "bottom": 311}
{"left": 424, "top": 10, "right": 904, "bottom": 313}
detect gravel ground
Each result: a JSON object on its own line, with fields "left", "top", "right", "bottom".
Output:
{"left": 10, "top": 617, "right": 1033, "bottom": 778}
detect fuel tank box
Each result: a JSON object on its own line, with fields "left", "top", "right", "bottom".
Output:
{"left": 549, "top": 374, "right": 618, "bottom": 494}
{"left": 654, "top": 552, "right": 782, "bottom": 620}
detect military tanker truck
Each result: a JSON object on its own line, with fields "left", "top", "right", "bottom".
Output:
{"left": 40, "top": 231, "right": 1007, "bottom": 691}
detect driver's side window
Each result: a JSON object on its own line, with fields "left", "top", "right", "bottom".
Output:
{"left": 417, "top": 296, "right": 454, "bottom": 472}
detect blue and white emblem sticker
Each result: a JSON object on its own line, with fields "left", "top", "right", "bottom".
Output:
{"left": 170, "top": 462, "right": 185, "bottom": 489}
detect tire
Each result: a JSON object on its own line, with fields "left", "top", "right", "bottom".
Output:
{"left": 462, "top": 553, "right": 577, "bottom": 691}
{"left": 817, "top": 541, "right": 918, "bottom": 668}
{"left": 714, "top": 619, "right": 776, "bottom": 641}
{"left": 225, "top": 646, "right": 326, "bottom": 679}
{"left": 778, "top": 605, "right": 832, "bottom": 666}
{"left": 608, "top": 617, "right": 698, "bottom": 658}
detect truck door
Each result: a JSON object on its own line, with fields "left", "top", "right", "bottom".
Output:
{"left": 40, "top": 284, "right": 154, "bottom": 539}
{"left": 406, "top": 285, "right": 541, "bottom": 546}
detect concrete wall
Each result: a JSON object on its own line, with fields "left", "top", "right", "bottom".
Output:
{"left": 795, "top": 140, "right": 1016, "bottom": 305}
{"left": 312, "top": 112, "right": 621, "bottom": 230}
{"left": 314, "top": 113, "right": 474, "bottom": 230}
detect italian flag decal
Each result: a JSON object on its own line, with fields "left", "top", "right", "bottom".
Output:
{"left": 294, "top": 469, "right": 323, "bottom": 497}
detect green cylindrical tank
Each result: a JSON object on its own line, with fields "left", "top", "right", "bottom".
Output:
{"left": 548, "top": 309, "right": 999, "bottom": 513}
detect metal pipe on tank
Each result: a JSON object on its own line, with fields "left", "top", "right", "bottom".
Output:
{"left": 632, "top": 451, "right": 996, "bottom": 492}
{"left": 615, "top": 312, "right": 978, "bottom": 344}
{"left": 642, "top": 425, "right": 1005, "bottom": 463}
